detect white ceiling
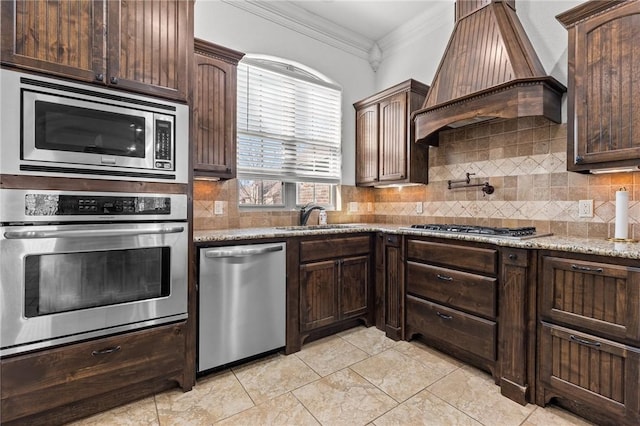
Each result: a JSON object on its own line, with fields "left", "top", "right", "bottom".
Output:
{"left": 287, "top": 1, "right": 446, "bottom": 42}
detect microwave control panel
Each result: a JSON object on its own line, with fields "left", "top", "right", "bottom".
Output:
{"left": 155, "top": 119, "right": 173, "bottom": 169}
{"left": 24, "top": 194, "right": 172, "bottom": 216}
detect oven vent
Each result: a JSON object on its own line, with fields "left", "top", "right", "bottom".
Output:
{"left": 413, "top": 0, "right": 566, "bottom": 145}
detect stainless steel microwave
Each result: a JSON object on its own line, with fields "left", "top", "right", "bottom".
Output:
{"left": 0, "top": 69, "right": 188, "bottom": 183}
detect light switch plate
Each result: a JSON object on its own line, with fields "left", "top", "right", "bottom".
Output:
{"left": 578, "top": 200, "right": 593, "bottom": 218}
{"left": 214, "top": 201, "right": 224, "bottom": 215}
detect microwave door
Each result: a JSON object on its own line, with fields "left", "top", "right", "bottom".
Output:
{"left": 22, "top": 91, "right": 155, "bottom": 170}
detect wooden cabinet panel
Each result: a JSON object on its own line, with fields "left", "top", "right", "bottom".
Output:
{"left": 559, "top": 0, "right": 640, "bottom": 171}
{"left": 340, "top": 255, "right": 369, "bottom": 319}
{"left": 355, "top": 104, "right": 379, "bottom": 185}
{"left": 541, "top": 256, "right": 640, "bottom": 345}
{"left": 406, "top": 261, "right": 497, "bottom": 319}
{"left": 1, "top": 0, "right": 193, "bottom": 101}
{"left": 379, "top": 92, "right": 407, "bottom": 182}
{"left": 107, "top": 0, "right": 191, "bottom": 100}
{"left": 300, "top": 236, "right": 371, "bottom": 263}
{"left": 300, "top": 260, "right": 339, "bottom": 332}
{"left": 193, "top": 40, "right": 244, "bottom": 178}
{"left": 406, "top": 295, "right": 497, "bottom": 361}
{"left": 1, "top": 322, "right": 185, "bottom": 423}
{"left": 1, "top": 0, "right": 104, "bottom": 81}
{"left": 539, "top": 322, "right": 640, "bottom": 425}
{"left": 383, "top": 235, "right": 403, "bottom": 340}
{"left": 353, "top": 79, "right": 429, "bottom": 186}
{"left": 407, "top": 239, "right": 497, "bottom": 275}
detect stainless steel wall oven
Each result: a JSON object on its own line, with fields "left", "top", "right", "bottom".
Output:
{"left": 0, "top": 189, "right": 188, "bottom": 356}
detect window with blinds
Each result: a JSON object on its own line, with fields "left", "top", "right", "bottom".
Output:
{"left": 236, "top": 58, "right": 342, "bottom": 184}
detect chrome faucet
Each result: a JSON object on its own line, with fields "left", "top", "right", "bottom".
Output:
{"left": 299, "top": 203, "right": 325, "bottom": 226}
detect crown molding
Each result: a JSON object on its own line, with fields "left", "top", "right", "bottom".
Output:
{"left": 377, "top": 1, "right": 453, "bottom": 56}
{"left": 221, "top": 0, "right": 374, "bottom": 59}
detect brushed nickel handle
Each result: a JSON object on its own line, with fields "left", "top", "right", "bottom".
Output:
{"left": 92, "top": 345, "right": 121, "bottom": 356}
{"left": 571, "top": 264, "right": 603, "bottom": 273}
{"left": 5, "top": 226, "right": 184, "bottom": 239}
{"left": 436, "top": 312, "right": 452, "bottom": 320}
{"left": 95, "top": 73, "right": 104, "bottom": 81}
{"left": 436, "top": 274, "right": 453, "bottom": 281}
{"left": 569, "top": 335, "right": 601, "bottom": 347}
{"left": 508, "top": 254, "right": 518, "bottom": 260}
{"left": 204, "top": 245, "right": 283, "bottom": 258}
{"left": 110, "top": 76, "right": 118, "bottom": 84}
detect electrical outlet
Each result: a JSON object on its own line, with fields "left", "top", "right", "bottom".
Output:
{"left": 214, "top": 201, "right": 224, "bottom": 215}
{"left": 578, "top": 199, "right": 593, "bottom": 218}
{"left": 416, "top": 202, "right": 423, "bottom": 214}
{"left": 348, "top": 202, "right": 358, "bottom": 213}
{"left": 367, "top": 202, "right": 373, "bottom": 212}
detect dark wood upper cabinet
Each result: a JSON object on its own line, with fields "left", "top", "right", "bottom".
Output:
{"left": 1, "top": 0, "right": 193, "bottom": 101}
{"left": 193, "top": 40, "right": 244, "bottom": 179}
{"left": 557, "top": 0, "right": 640, "bottom": 172}
{"left": 354, "top": 79, "right": 430, "bottom": 187}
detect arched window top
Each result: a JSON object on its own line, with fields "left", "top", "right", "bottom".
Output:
{"left": 241, "top": 54, "right": 341, "bottom": 91}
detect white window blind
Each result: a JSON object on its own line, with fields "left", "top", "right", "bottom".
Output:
{"left": 237, "top": 59, "right": 342, "bottom": 184}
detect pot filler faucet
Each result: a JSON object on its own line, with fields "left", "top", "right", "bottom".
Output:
{"left": 299, "top": 203, "right": 325, "bottom": 225}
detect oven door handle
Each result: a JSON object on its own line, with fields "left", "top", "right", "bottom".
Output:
{"left": 3, "top": 226, "right": 184, "bottom": 239}
{"left": 204, "top": 245, "right": 283, "bottom": 258}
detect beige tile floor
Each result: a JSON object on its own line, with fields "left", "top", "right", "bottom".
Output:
{"left": 71, "top": 326, "right": 594, "bottom": 426}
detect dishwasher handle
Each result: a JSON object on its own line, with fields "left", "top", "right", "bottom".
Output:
{"left": 204, "top": 245, "right": 283, "bottom": 258}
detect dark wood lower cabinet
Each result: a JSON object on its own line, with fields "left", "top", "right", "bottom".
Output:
{"left": 0, "top": 322, "right": 187, "bottom": 425}
{"left": 537, "top": 252, "right": 640, "bottom": 425}
{"left": 294, "top": 234, "right": 373, "bottom": 348}
{"left": 538, "top": 322, "right": 640, "bottom": 426}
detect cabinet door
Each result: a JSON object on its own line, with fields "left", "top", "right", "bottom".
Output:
{"left": 193, "top": 53, "right": 236, "bottom": 178}
{"left": 300, "top": 260, "right": 339, "bottom": 332}
{"left": 355, "top": 104, "right": 379, "bottom": 185}
{"left": 539, "top": 322, "right": 640, "bottom": 424}
{"left": 379, "top": 92, "right": 407, "bottom": 182}
{"left": 0, "top": 0, "right": 105, "bottom": 82}
{"left": 107, "top": 0, "right": 191, "bottom": 100}
{"left": 340, "top": 255, "right": 369, "bottom": 319}
{"left": 541, "top": 256, "right": 640, "bottom": 345}
{"left": 572, "top": 1, "right": 640, "bottom": 167}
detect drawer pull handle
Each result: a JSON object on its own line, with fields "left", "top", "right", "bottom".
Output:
{"left": 436, "top": 274, "right": 453, "bottom": 281}
{"left": 569, "top": 335, "right": 601, "bottom": 347}
{"left": 92, "top": 345, "right": 121, "bottom": 356}
{"left": 436, "top": 312, "right": 452, "bottom": 320}
{"left": 571, "top": 264, "right": 603, "bottom": 273}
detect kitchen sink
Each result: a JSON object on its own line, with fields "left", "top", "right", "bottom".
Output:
{"left": 274, "top": 224, "right": 362, "bottom": 231}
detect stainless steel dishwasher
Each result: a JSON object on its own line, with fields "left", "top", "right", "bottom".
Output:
{"left": 198, "top": 242, "right": 286, "bottom": 372}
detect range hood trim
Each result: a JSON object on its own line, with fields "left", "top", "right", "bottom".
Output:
{"left": 414, "top": 76, "right": 566, "bottom": 145}
{"left": 413, "top": 0, "right": 567, "bottom": 146}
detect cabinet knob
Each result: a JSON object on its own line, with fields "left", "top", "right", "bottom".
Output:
{"left": 508, "top": 254, "right": 518, "bottom": 260}
{"left": 95, "top": 73, "right": 104, "bottom": 82}
{"left": 575, "top": 156, "right": 584, "bottom": 164}
{"left": 110, "top": 76, "right": 119, "bottom": 84}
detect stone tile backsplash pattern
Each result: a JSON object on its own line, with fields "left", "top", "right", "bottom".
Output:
{"left": 194, "top": 117, "right": 639, "bottom": 239}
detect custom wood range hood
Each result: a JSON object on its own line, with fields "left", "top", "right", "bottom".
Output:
{"left": 414, "top": 0, "right": 567, "bottom": 145}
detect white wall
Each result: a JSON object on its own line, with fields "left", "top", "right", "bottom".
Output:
{"left": 195, "top": 0, "right": 584, "bottom": 184}
{"left": 194, "top": 0, "right": 377, "bottom": 185}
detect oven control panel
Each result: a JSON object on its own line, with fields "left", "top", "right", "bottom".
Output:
{"left": 25, "top": 194, "right": 171, "bottom": 216}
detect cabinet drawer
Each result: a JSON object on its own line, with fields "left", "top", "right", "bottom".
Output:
{"left": 1, "top": 323, "right": 185, "bottom": 422}
{"left": 406, "top": 295, "right": 496, "bottom": 361}
{"left": 541, "top": 256, "right": 640, "bottom": 344}
{"left": 406, "top": 261, "right": 497, "bottom": 319}
{"left": 300, "top": 236, "right": 370, "bottom": 263}
{"left": 539, "top": 322, "right": 640, "bottom": 420}
{"left": 407, "top": 240, "right": 497, "bottom": 275}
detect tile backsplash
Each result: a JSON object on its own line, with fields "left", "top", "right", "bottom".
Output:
{"left": 194, "top": 117, "right": 639, "bottom": 239}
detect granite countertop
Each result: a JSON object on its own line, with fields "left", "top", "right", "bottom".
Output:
{"left": 193, "top": 223, "right": 640, "bottom": 260}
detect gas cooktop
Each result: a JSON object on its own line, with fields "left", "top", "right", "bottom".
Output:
{"left": 401, "top": 224, "right": 552, "bottom": 240}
